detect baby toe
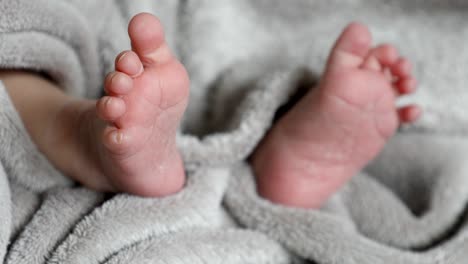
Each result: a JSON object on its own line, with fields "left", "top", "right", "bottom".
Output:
{"left": 372, "top": 44, "right": 399, "bottom": 67}
{"left": 128, "top": 13, "right": 173, "bottom": 67}
{"left": 398, "top": 105, "right": 422, "bottom": 123}
{"left": 362, "top": 55, "right": 382, "bottom": 71}
{"left": 326, "top": 22, "right": 372, "bottom": 71}
{"left": 102, "top": 127, "right": 127, "bottom": 153}
{"left": 395, "top": 77, "right": 418, "bottom": 95}
{"left": 96, "top": 96, "right": 126, "bottom": 121}
{"left": 102, "top": 126, "right": 139, "bottom": 155}
{"left": 361, "top": 44, "right": 399, "bottom": 72}
{"left": 391, "top": 57, "right": 412, "bottom": 79}
{"left": 105, "top": 71, "right": 133, "bottom": 95}
{"left": 115, "top": 51, "right": 144, "bottom": 77}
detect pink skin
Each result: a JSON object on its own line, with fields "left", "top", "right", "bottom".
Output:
{"left": 252, "top": 23, "right": 421, "bottom": 208}
{"left": 92, "top": 13, "right": 189, "bottom": 196}
{"left": 1, "top": 13, "right": 418, "bottom": 205}
{"left": 83, "top": 15, "right": 419, "bottom": 207}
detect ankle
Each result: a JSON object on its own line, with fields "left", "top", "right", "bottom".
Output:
{"left": 41, "top": 99, "right": 96, "bottom": 177}
{"left": 42, "top": 99, "right": 94, "bottom": 147}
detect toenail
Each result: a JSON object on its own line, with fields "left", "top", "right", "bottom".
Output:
{"left": 106, "top": 97, "right": 113, "bottom": 107}
{"left": 117, "top": 52, "right": 128, "bottom": 63}
{"left": 112, "top": 131, "right": 123, "bottom": 144}
{"left": 109, "top": 72, "right": 117, "bottom": 81}
{"left": 130, "top": 64, "right": 144, "bottom": 78}
{"left": 106, "top": 72, "right": 117, "bottom": 86}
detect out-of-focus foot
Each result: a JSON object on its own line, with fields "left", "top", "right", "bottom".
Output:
{"left": 252, "top": 23, "right": 421, "bottom": 208}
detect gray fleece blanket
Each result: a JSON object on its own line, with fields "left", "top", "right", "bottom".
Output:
{"left": 1, "top": 0, "right": 468, "bottom": 263}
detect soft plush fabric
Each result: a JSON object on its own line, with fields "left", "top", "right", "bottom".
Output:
{"left": 1, "top": 0, "right": 468, "bottom": 263}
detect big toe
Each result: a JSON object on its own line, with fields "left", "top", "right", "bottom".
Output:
{"left": 326, "top": 22, "right": 372, "bottom": 71}
{"left": 128, "top": 13, "right": 173, "bottom": 67}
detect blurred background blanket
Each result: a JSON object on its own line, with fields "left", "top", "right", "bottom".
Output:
{"left": 1, "top": 0, "right": 468, "bottom": 263}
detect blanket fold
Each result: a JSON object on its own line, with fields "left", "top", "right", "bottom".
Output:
{"left": 0, "top": 164, "right": 11, "bottom": 261}
{"left": 2, "top": 0, "right": 468, "bottom": 263}
{"left": 225, "top": 135, "right": 468, "bottom": 263}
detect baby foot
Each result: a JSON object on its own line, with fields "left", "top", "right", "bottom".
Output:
{"left": 92, "top": 13, "right": 189, "bottom": 196}
{"left": 252, "top": 23, "right": 421, "bottom": 208}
